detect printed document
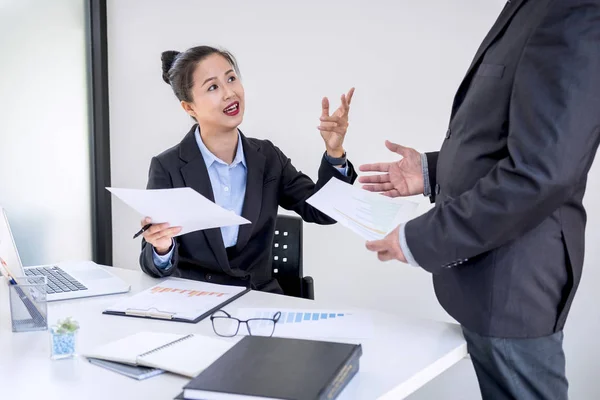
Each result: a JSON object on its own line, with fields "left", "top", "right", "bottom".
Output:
{"left": 107, "top": 187, "right": 250, "bottom": 236}
{"left": 306, "top": 178, "right": 419, "bottom": 241}
{"left": 236, "top": 308, "right": 372, "bottom": 340}
{"left": 104, "top": 278, "right": 248, "bottom": 321}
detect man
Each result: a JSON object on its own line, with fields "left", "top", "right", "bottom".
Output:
{"left": 360, "top": 1, "right": 600, "bottom": 399}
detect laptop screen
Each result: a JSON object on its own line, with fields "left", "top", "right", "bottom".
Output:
{"left": 0, "top": 208, "right": 25, "bottom": 278}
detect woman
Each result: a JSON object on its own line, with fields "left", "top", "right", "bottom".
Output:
{"left": 139, "top": 45, "right": 357, "bottom": 294}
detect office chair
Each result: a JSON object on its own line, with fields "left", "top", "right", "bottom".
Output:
{"left": 272, "top": 215, "right": 314, "bottom": 300}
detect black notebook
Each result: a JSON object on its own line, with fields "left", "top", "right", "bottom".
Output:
{"left": 182, "top": 336, "right": 362, "bottom": 400}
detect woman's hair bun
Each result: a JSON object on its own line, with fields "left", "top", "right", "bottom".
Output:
{"left": 161, "top": 50, "right": 180, "bottom": 84}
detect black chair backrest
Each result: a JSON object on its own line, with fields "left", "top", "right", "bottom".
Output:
{"left": 272, "top": 215, "right": 303, "bottom": 297}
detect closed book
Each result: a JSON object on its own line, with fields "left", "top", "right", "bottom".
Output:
{"left": 183, "top": 336, "right": 362, "bottom": 400}
{"left": 88, "top": 358, "right": 165, "bottom": 380}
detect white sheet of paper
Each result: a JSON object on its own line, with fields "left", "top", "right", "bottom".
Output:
{"left": 306, "top": 178, "right": 419, "bottom": 241}
{"left": 236, "top": 308, "right": 372, "bottom": 341}
{"left": 107, "top": 187, "right": 250, "bottom": 236}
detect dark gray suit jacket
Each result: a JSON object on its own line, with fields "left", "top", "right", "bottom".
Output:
{"left": 139, "top": 125, "right": 357, "bottom": 293}
{"left": 406, "top": 0, "right": 600, "bottom": 337}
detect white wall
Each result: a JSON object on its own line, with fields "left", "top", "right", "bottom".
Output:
{"left": 107, "top": 1, "right": 600, "bottom": 398}
{"left": 0, "top": 0, "right": 92, "bottom": 266}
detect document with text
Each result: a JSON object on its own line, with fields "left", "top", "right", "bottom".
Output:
{"left": 107, "top": 187, "right": 250, "bottom": 236}
{"left": 236, "top": 308, "right": 372, "bottom": 341}
{"left": 103, "top": 278, "right": 249, "bottom": 323}
{"left": 306, "top": 178, "right": 419, "bottom": 241}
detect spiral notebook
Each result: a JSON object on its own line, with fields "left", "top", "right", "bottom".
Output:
{"left": 82, "top": 331, "right": 239, "bottom": 378}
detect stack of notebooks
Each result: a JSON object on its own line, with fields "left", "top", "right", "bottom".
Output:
{"left": 175, "top": 336, "right": 362, "bottom": 400}
{"left": 83, "top": 331, "right": 239, "bottom": 379}
{"left": 84, "top": 332, "right": 362, "bottom": 400}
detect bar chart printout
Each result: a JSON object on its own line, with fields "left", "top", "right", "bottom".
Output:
{"left": 235, "top": 308, "right": 372, "bottom": 340}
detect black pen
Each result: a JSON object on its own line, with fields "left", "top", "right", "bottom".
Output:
{"left": 133, "top": 223, "right": 152, "bottom": 239}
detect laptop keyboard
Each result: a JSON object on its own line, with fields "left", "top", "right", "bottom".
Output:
{"left": 24, "top": 266, "right": 87, "bottom": 294}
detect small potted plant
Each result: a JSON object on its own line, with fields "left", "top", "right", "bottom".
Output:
{"left": 50, "top": 317, "right": 80, "bottom": 360}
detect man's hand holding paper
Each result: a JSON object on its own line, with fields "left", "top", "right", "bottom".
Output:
{"left": 357, "top": 140, "right": 425, "bottom": 264}
{"left": 306, "top": 176, "right": 419, "bottom": 243}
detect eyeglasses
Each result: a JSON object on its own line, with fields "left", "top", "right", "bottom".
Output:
{"left": 210, "top": 310, "right": 281, "bottom": 337}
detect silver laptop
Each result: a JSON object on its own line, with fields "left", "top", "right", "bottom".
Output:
{"left": 0, "top": 208, "right": 130, "bottom": 301}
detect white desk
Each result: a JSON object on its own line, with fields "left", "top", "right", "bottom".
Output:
{"left": 0, "top": 267, "right": 467, "bottom": 399}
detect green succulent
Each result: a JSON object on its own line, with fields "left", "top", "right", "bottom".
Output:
{"left": 54, "top": 317, "right": 80, "bottom": 334}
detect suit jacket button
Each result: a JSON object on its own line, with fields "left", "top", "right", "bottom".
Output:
{"left": 445, "top": 128, "right": 451, "bottom": 139}
{"left": 435, "top": 184, "right": 441, "bottom": 195}
{"left": 206, "top": 274, "right": 212, "bottom": 281}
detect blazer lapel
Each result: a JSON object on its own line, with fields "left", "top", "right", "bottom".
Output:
{"left": 179, "top": 125, "right": 231, "bottom": 273}
{"left": 451, "top": 0, "right": 527, "bottom": 117}
{"left": 235, "top": 134, "right": 266, "bottom": 252}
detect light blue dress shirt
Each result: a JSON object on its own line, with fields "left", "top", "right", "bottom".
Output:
{"left": 194, "top": 128, "right": 248, "bottom": 248}
{"left": 153, "top": 127, "right": 246, "bottom": 269}
{"left": 153, "top": 128, "right": 348, "bottom": 269}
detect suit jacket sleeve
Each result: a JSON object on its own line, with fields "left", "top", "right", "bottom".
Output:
{"left": 275, "top": 145, "right": 358, "bottom": 223}
{"left": 139, "top": 156, "right": 182, "bottom": 278}
{"left": 405, "top": 0, "right": 600, "bottom": 273}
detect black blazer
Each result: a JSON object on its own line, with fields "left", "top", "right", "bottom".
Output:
{"left": 406, "top": 0, "right": 600, "bottom": 337}
{"left": 139, "top": 125, "right": 357, "bottom": 293}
